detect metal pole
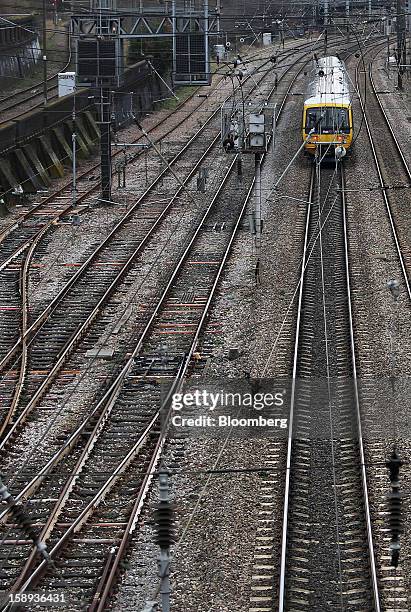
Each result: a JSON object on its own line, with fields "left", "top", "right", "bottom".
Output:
{"left": 254, "top": 153, "right": 262, "bottom": 274}
{"left": 216, "top": 0, "right": 221, "bottom": 34}
{"left": 346, "top": 0, "right": 350, "bottom": 18}
{"left": 387, "top": 33, "right": 391, "bottom": 68}
{"left": 396, "top": 0, "right": 406, "bottom": 89}
{"left": 72, "top": 91, "right": 77, "bottom": 208}
{"left": 99, "top": 85, "right": 112, "bottom": 203}
{"left": 42, "top": 0, "right": 48, "bottom": 104}
{"left": 323, "top": 0, "right": 329, "bottom": 26}
{"left": 172, "top": 0, "right": 176, "bottom": 86}
{"left": 204, "top": 0, "right": 210, "bottom": 81}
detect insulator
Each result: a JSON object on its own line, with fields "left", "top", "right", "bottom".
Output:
{"left": 391, "top": 545, "right": 400, "bottom": 568}
{"left": 11, "top": 504, "right": 38, "bottom": 541}
{"left": 386, "top": 449, "right": 403, "bottom": 483}
{"left": 388, "top": 491, "right": 402, "bottom": 537}
{"left": 154, "top": 502, "right": 175, "bottom": 549}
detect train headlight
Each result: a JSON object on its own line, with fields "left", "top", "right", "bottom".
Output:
{"left": 335, "top": 146, "right": 346, "bottom": 160}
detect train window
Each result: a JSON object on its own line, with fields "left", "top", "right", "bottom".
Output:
{"left": 306, "top": 107, "right": 350, "bottom": 134}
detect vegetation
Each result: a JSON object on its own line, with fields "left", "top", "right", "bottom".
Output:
{"left": 156, "top": 85, "right": 197, "bottom": 111}
{"left": 128, "top": 36, "right": 173, "bottom": 67}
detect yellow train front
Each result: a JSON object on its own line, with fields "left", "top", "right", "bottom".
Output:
{"left": 302, "top": 56, "right": 353, "bottom": 157}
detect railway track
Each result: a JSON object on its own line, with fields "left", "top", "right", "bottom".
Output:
{"left": 0, "top": 28, "right": 71, "bottom": 127}
{"left": 0, "top": 34, "right": 391, "bottom": 609}
{"left": 0, "top": 144, "right": 256, "bottom": 612}
{"left": 347, "top": 44, "right": 411, "bottom": 612}
{"left": 244, "top": 38, "right": 393, "bottom": 610}
{"left": 355, "top": 50, "right": 411, "bottom": 301}
{"left": 0, "top": 39, "right": 305, "bottom": 267}
{"left": 0, "top": 37, "right": 311, "bottom": 605}
{"left": 278, "top": 162, "right": 380, "bottom": 610}
{"left": 0, "top": 69, "right": 235, "bottom": 420}
{"left": 0, "top": 38, "right": 321, "bottom": 440}
{"left": 0, "top": 31, "right": 356, "bottom": 604}
{"left": 0, "top": 34, "right": 380, "bottom": 380}
{"left": 0, "top": 116, "right": 222, "bottom": 432}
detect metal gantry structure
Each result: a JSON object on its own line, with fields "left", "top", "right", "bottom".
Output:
{"left": 68, "top": 0, "right": 409, "bottom": 202}
{"left": 71, "top": 0, "right": 221, "bottom": 203}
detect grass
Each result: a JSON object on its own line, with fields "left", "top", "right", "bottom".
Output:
{"left": 155, "top": 85, "right": 200, "bottom": 111}
{"left": 154, "top": 61, "right": 221, "bottom": 112}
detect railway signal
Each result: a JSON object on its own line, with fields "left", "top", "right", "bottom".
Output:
{"left": 221, "top": 100, "right": 276, "bottom": 282}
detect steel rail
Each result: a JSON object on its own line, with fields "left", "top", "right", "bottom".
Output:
{"left": 278, "top": 164, "right": 381, "bottom": 610}
{"left": 0, "top": 34, "right": 346, "bottom": 247}
{"left": 8, "top": 153, "right": 239, "bottom": 594}
{"left": 0, "top": 41, "right": 312, "bottom": 594}
{"left": 105, "top": 38, "right": 390, "bottom": 612}
{"left": 368, "top": 66, "right": 411, "bottom": 181}
{"left": 0, "top": 73, "right": 214, "bottom": 246}
{"left": 278, "top": 167, "right": 314, "bottom": 612}
{"left": 0, "top": 43, "right": 277, "bottom": 272}
{"left": 0, "top": 38, "right": 312, "bottom": 440}
{"left": 340, "top": 165, "right": 381, "bottom": 611}
{"left": 355, "top": 64, "right": 411, "bottom": 301}
{"left": 12, "top": 115, "right": 272, "bottom": 602}
{"left": 92, "top": 155, "right": 260, "bottom": 612}
{"left": 0, "top": 31, "right": 385, "bottom": 593}
{"left": 0, "top": 129, "right": 221, "bottom": 442}
{"left": 0, "top": 89, "right": 202, "bottom": 250}
{"left": 94, "top": 46, "right": 384, "bottom": 603}
{"left": 0, "top": 41, "right": 295, "bottom": 245}
{"left": 1, "top": 32, "right": 388, "bottom": 604}
{"left": 0, "top": 29, "right": 380, "bottom": 512}
{"left": 3, "top": 39, "right": 311, "bottom": 597}
{"left": 0, "top": 26, "right": 71, "bottom": 125}
{"left": 0, "top": 41, "right": 306, "bottom": 518}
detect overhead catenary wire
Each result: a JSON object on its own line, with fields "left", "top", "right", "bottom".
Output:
{"left": 0, "top": 35, "right": 316, "bottom": 580}
{"left": 0, "top": 46, "right": 282, "bottom": 564}
{"left": 0, "top": 20, "right": 394, "bottom": 604}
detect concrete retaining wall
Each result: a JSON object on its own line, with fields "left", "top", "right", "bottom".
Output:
{"left": 0, "top": 15, "right": 41, "bottom": 83}
{"left": 0, "top": 60, "right": 171, "bottom": 204}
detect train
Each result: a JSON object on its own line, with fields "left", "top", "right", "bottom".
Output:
{"left": 302, "top": 56, "right": 353, "bottom": 157}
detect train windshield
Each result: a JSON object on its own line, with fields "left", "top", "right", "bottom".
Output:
{"left": 305, "top": 107, "right": 350, "bottom": 134}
